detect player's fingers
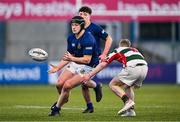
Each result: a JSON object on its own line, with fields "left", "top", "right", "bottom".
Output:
{"left": 62, "top": 57, "right": 67, "bottom": 61}
{"left": 63, "top": 56, "right": 70, "bottom": 61}
{"left": 66, "top": 51, "right": 70, "bottom": 54}
{"left": 100, "top": 59, "right": 106, "bottom": 62}
{"left": 64, "top": 52, "right": 69, "bottom": 56}
{"left": 50, "top": 64, "right": 57, "bottom": 68}
{"left": 47, "top": 70, "right": 52, "bottom": 74}
{"left": 47, "top": 69, "right": 56, "bottom": 74}
{"left": 49, "top": 64, "right": 54, "bottom": 67}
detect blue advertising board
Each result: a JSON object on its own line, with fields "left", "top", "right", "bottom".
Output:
{"left": 145, "top": 63, "right": 176, "bottom": 84}
{"left": 0, "top": 63, "right": 48, "bottom": 84}
{"left": 0, "top": 62, "right": 176, "bottom": 85}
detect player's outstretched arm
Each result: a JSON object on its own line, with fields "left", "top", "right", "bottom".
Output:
{"left": 83, "top": 61, "right": 108, "bottom": 82}
{"left": 48, "top": 60, "right": 69, "bottom": 74}
{"left": 99, "top": 35, "right": 113, "bottom": 61}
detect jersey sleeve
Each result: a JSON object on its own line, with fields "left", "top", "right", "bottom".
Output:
{"left": 95, "top": 24, "right": 108, "bottom": 41}
{"left": 105, "top": 49, "right": 120, "bottom": 64}
{"left": 83, "top": 35, "right": 95, "bottom": 56}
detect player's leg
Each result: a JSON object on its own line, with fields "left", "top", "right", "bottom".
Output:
{"left": 109, "top": 77, "right": 135, "bottom": 115}
{"left": 80, "top": 64, "right": 103, "bottom": 113}
{"left": 57, "top": 74, "right": 83, "bottom": 106}
{"left": 121, "top": 65, "right": 148, "bottom": 116}
{"left": 81, "top": 79, "right": 103, "bottom": 113}
{"left": 109, "top": 77, "right": 126, "bottom": 98}
{"left": 51, "top": 63, "right": 76, "bottom": 109}
{"left": 93, "top": 80, "right": 103, "bottom": 102}
{"left": 56, "top": 69, "right": 74, "bottom": 94}
{"left": 49, "top": 69, "right": 74, "bottom": 116}
{"left": 84, "top": 79, "right": 102, "bottom": 102}
{"left": 80, "top": 65, "right": 102, "bottom": 114}
{"left": 121, "top": 86, "right": 136, "bottom": 117}
{"left": 81, "top": 85, "right": 94, "bottom": 113}
{"left": 49, "top": 74, "right": 83, "bottom": 116}
{"left": 125, "top": 86, "right": 134, "bottom": 101}
{"left": 120, "top": 66, "right": 148, "bottom": 116}
{"left": 50, "top": 69, "right": 74, "bottom": 106}
{"left": 124, "top": 86, "right": 135, "bottom": 113}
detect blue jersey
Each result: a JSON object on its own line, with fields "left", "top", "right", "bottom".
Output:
{"left": 67, "top": 31, "right": 99, "bottom": 67}
{"left": 85, "top": 22, "right": 108, "bottom": 56}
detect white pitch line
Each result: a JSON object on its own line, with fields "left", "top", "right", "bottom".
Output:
{"left": 15, "top": 105, "right": 49, "bottom": 109}
{"left": 14, "top": 105, "right": 83, "bottom": 110}
{"left": 139, "top": 105, "right": 166, "bottom": 108}
{"left": 14, "top": 105, "right": 174, "bottom": 110}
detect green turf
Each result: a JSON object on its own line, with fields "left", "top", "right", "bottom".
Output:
{"left": 0, "top": 84, "right": 180, "bottom": 121}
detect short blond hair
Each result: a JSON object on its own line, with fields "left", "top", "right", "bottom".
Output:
{"left": 119, "top": 39, "right": 131, "bottom": 47}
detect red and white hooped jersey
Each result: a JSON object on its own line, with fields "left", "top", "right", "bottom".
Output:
{"left": 105, "top": 47, "right": 147, "bottom": 67}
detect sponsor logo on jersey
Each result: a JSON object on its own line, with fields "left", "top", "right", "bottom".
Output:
{"left": 85, "top": 47, "right": 92, "bottom": 50}
{"left": 101, "top": 30, "right": 105, "bottom": 34}
{"left": 72, "top": 43, "right": 75, "bottom": 47}
{"left": 77, "top": 43, "right": 81, "bottom": 49}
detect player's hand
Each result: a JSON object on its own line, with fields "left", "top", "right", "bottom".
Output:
{"left": 47, "top": 64, "right": 59, "bottom": 73}
{"left": 63, "top": 52, "right": 73, "bottom": 61}
{"left": 99, "top": 54, "right": 107, "bottom": 62}
{"left": 82, "top": 74, "right": 91, "bottom": 84}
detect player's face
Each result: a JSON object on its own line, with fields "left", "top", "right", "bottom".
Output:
{"left": 79, "top": 12, "right": 90, "bottom": 22}
{"left": 71, "top": 23, "right": 81, "bottom": 34}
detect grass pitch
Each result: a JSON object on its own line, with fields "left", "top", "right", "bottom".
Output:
{"left": 0, "top": 84, "right": 180, "bottom": 121}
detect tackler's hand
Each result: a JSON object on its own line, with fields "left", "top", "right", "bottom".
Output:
{"left": 82, "top": 73, "right": 91, "bottom": 84}
{"left": 99, "top": 53, "right": 107, "bottom": 62}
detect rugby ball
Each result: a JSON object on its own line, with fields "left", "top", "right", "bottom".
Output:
{"left": 28, "top": 48, "right": 48, "bottom": 61}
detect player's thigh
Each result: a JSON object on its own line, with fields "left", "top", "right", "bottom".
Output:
{"left": 58, "top": 69, "right": 74, "bottom": 85}
{"left": 65, "top": 74, "right": 82, "bottom": 89}
{"left": 109, "top": 77, "right": 124, "bottom": 86}
{"left": 117, "top": 67, "right": 139, "bottom": 86}
{"left": 134, "top": 65, "right": 148, "bottom": 88}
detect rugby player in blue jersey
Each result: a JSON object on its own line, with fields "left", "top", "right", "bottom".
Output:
{"left": 48, "top": 16, "right": 100, "bottom": 116}
{"left": 78, "top": 6, "right": 113, "bottom": 113}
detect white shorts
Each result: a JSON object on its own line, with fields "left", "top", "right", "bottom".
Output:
{"left": 66, "top": 62, "right": 93, "bottom": 76}
{"left": 116, "top": 65, "right": 148, "bottom": 87}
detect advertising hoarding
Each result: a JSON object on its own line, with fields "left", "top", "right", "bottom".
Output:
{"left": 0, "top": 63, "right": 48, "bottom": 84}
{"left": 0, "top": 0, "right": 179, "bottom": 21}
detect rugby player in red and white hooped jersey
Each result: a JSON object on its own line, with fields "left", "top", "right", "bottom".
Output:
{"left": 83, "top": 39, "right": 148, "bottom": 117}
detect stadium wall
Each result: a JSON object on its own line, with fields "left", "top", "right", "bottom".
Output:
{"left": 0, "top": 62, "right": 179, "bottom": 85}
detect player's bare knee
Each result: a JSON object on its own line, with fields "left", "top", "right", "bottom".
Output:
{"left": 56, "top": 80, "right": 65, "bottom": 87}
{"left": 63, "top": 82, "right": 72, "bottom": 91}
